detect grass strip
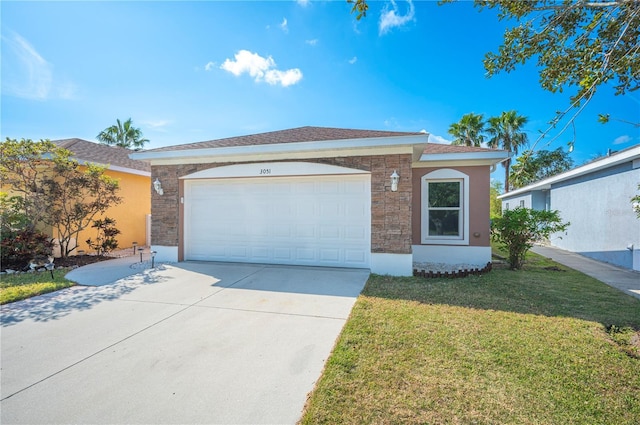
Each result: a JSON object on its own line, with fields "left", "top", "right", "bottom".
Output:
{"left": 300, "top": 253, "right": 640, "bottom": 424}
{"left": 0, "top": 269, "right": 75, "bottom": 304}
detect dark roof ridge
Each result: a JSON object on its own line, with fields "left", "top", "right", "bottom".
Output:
{"left": 142, "top": 126, "right": 426, "bottom": 153}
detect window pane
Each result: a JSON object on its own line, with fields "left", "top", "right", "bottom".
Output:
{"left": 428, "top": 182, "right": 460, "bottom": 207}
{"left": 428, "top": 210, "right": 459, "bottom": 236}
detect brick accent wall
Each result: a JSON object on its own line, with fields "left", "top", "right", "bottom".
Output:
{"left": 150, "top": 154, "right": 412, "bottom": 254}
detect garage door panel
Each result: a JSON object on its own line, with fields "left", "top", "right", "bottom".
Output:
{"left": 297, "top": 248, "right": 315, "bottom": 261}
{"left": 319, "top": 248, "right": 340, "bottom": 262}
{"left": 345, "top": 249, "right": 366, "bottom": 263}
{"left": 251, "top": 247, "right": 269, "bottom": 259}
{"left": 296, "top": 226, "right": 315, "bottom": 238}
{"left": 345, "top": 225, "right": 366, "bottom": 240}
{"left": 184, "top": 174, "right": 370, "bottom": 268}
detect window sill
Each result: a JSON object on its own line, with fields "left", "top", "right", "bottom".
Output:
{"left": 420, "top": 238, "right": 469, "bottom": 246}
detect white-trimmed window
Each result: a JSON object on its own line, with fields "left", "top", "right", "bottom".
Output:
{"left": 421, "top": 169, "right": 469, "bottom": 245}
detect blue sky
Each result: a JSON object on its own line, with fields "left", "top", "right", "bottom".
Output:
{"left": 2, "top": 0, "right": 639, "bottom": 171}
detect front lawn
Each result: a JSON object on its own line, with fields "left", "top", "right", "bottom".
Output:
{"left": 0, "top": 269, "right": 75, "bottom": 304}
{"left": 300, "top": 252, "right": 640, "bottom": 424}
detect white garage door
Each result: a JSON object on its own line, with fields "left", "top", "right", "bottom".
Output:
{"left": 184, "top": 174, "right": 371, "bottom": 268}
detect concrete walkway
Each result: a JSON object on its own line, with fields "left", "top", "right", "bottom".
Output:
{"left": 64, "top": 254, "right": 159, "bottom": 286}
{"left": 531, "top": 245, "right": 640, "bottom": 300}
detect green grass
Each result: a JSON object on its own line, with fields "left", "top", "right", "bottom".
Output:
{"left": 300, "top": 251, "right": 640, "bottom": 424}
{"left": 0, "top": 269, "right": 75, "bottom": 304}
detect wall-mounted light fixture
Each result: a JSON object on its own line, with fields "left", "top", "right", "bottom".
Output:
{"left": 390, "top": 170, "right": 400, "bottom": 192}
{"left": 153, "top": 178, "right": 164, "bottom": 195}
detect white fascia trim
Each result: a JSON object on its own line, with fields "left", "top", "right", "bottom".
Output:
{"left": 415, "top": 151, "right": 510, "bottom": 167}
{"left": 130, "top": 134, "right": 428, "bottom": 164}
{"left": 499, "top": 145, "right": 640, "bottom": 199}
{"left": 370, "top": 253, "right": 413, "bottom": 276}
{"left": 75, "top": 158, "right": 151, "bottom": 177}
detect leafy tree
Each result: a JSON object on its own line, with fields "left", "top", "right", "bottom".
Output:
{"left": 489, "top": 180, "right": 503, "bottom": 219}
{"left": 97, "top": 118, "right": 149, "bottom": 150}
{"left": 487, "top": 110, "right": 529, "bottom": 192}
{"left": 0, "top": 192, "right": 30, "bottom": 232}
{"left": 476, "top": 1, "right": 639, "bottom": 104}
{"left": 510, "top": 147, "right": 574, "bottom": 189}
{"left": 1, "top": 138, "right": 122, "bottom": 257}
{"left": 349, "top": 0, "right": 639, "bottom": 137}
{"left": 448, "top": 113, "right": 486, "bottom": 147}
{"left": 491, "top": 207, "right": 569, "bottom": 270}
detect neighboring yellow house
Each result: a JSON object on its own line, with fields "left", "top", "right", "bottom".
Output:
{"left": 50, "top": 139, "right": 151, "bottom": 256}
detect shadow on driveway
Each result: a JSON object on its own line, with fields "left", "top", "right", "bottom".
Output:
{"left": 1, "top": 265, "right": 171, "bottom": 327}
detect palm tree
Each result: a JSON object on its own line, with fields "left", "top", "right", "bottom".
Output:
{"left": 448, "top": 113, "right": 486, "bottom": 147}
{"left": 487, "top": 110, "right": 529, "bottom": 192}
{"left": 97, "top": 118, "right": 149, "bottom": 151}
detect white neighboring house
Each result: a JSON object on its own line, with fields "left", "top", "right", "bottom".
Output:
{"left": 499, "top": 144, "right": 640, "bottom": 271}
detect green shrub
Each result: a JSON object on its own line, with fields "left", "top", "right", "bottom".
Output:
{"left": 1, "top": 228, "right": 54, "bottom": 271}
{"left": 85, "top": 217, "right": 121, "bottom": 255}
{"left": 0, "top": 193, "right": 54, "bottom": 271}
{"left": 491, "top": 207, "right": 569, "bottom": 269}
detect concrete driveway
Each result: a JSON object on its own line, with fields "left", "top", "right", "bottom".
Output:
{"left": 1, "top": 262, "right": 369, "bottom": 424}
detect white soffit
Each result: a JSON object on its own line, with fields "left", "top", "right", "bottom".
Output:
{"left": 414, "top": 151, "right": 510, "bottom": 168}
{"left": 130, "top": 134, "right": 428, "bottom": 165}
{"left": 74, "top": 159, "right": 151, "bottom": 177}
{"left": 181, "top": 162, "right": 370, "bottom": 179}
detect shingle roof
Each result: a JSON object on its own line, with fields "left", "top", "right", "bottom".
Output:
{"left": 423, "top": 144, "right": 499, "bottom": 154}
{"left": 52, "top": 138, "right": 151, "bottom": 173}
{"left": 143, "top": 126, "right": 426, "bottom": 153}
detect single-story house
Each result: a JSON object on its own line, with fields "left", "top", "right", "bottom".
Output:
{"left": 130, "top": 126, "right": 508, "bottom": 276}
{"left": 499, "top": 144, "right": 640, "bottom": 272}
{"left": 50, "top": 139, "right": 151, "bottom": 255}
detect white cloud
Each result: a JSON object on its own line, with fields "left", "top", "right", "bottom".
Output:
{"left": 297, "top": 0, "right": 310, "bottom": 6}
{"left": 348, "top": 56, "right": 358, "bottom": 65}
{"left": 379, "top": 0, "right": 415, "bottom": 35}
{"left": 305, "top": 39, "right": 318, "bottom": 46}
{"left": 204, "top": 61, "right": 216, "bottom": 71}
{"left": 142, "top": 120, "right": 171, "bottom": 132}
{"left": 2, "top": 32, "right": 52, "bottom": 100}
{"left": 428, "top": 134, "right": 451, "bottom": 144}
{"left": 220, "top": 50, "right": 303, "bottom": 87}
{"left": 264, "top": 69, "right": 303, "bottom": 87}
{"left": 2, "top": 31, "right": 77, "bottom": 100}
{"left": 613, "top": 134, "right": 632, "bottom": 145}
{"left": 280, "top": 17, "right": 288, "bottom": 33}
